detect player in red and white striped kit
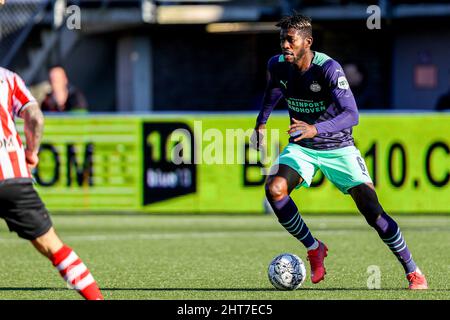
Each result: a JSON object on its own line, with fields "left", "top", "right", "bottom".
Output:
{"left": 0, "top": 66, "right": 103, "bottom": 300}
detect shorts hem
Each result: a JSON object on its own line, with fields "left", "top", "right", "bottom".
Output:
{"left": 16, "top": 221, "right": 53, "bottom": 241}
{"left": 341, "top": 180, "right": 373, "bottom": 195}
{"left": 276, "top": 160, "right": 313, "bottom": 189}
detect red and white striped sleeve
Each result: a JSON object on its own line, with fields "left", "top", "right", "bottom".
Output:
{"left": 11, "top": 73, "right": 37, "bottom": 118}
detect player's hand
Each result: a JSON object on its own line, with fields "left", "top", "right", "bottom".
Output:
{"left": 288, "top": 118, "right": 318, "bottom": 142}
{"left": 25, "top": 149, "right": 39, "bottom": 169}
{"left": 250, "top": 124, "right": 266, "bottom": 151}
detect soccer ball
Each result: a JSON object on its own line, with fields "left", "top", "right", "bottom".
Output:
{"left": 268, "top": 253, "right": 306, "bottom": 290}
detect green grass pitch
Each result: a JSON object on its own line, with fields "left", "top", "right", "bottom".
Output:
{"left": 0, "top": 214, "right": 448, "bottom": 300}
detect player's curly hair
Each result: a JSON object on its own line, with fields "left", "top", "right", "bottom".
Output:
{"left": 276, "top": 12, "right": 312, "bottom": 38}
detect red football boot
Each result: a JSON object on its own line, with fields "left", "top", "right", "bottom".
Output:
{"left": 307, "top": 240, "right": 328, "bottom": 284}
{"left": 407, "top": 269, "right": 428, "bottom": 290}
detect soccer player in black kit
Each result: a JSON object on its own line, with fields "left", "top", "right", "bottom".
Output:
{"left": 251, "top": 13, "right": 427, "bottom": 289}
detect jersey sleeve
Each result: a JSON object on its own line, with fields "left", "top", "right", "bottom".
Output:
{"left": 314, "top": 60, "right": 359, "bottom": 134}
{"left": 12, "top": 73, "right": 37, "bottom": 118}
{"left": 256, "top": 56, "right": 283, "bottom": 125}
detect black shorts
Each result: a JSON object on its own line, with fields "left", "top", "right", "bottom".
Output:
{"left": 0, "top": 180, "right": 53, "bottom": 240}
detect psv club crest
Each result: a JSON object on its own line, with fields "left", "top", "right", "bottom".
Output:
{"left": 310, "top": 81, "right": 321, "bottom": 92}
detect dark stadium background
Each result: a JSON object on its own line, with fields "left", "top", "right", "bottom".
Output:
{"left": 2, "top": 0, "right": 450, "bottom": 113}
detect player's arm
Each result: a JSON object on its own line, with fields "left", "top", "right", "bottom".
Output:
{"left": 251, "top": 58, "right": 283, "bottom": 150}
{"left": 11, "top": 72, "right": 44, "bottom": 168}
{"left": 20, "top": 103, "right": 44, "bottom": 168}
{"left": 314, "top": 60, "right": 359, "bottom": 134}
{"left": 255, "top": 79, "right": 283, "bottom": 128}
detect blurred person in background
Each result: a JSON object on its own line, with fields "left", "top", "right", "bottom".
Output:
{"left": 41, "top": 65, "right": 88, "bottom": 113}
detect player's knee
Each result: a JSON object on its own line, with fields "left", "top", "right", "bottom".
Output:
{"left": 265, "top": 179, "right": 288, "bottom": 202}
{"left": 359, "top": 201, "right": 383, "bottom": 227}
{"left": 350, "top": 183, "right": 384, "bottom": 226}
{"left": 364, "top": 211, "right": 382, "bottom": 228}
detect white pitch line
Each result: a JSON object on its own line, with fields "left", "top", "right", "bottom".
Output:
{"left": 0, "top": 226, "right": 446, "bottom": 244}
{"left": 0, "top": 230, "right": 350, "bottom": 243}
{"left": 0, "top": 231, "right": 287, "bottom": 243}
{"left": 74, "top": 217, "right": 449, "bottom": 226}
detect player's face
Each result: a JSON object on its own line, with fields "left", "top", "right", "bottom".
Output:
{"left": 280, "top": 28, "right": 310, "bottom": 64}
{"left": 0, "top": 0, "right": 5, "bottom": 5}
